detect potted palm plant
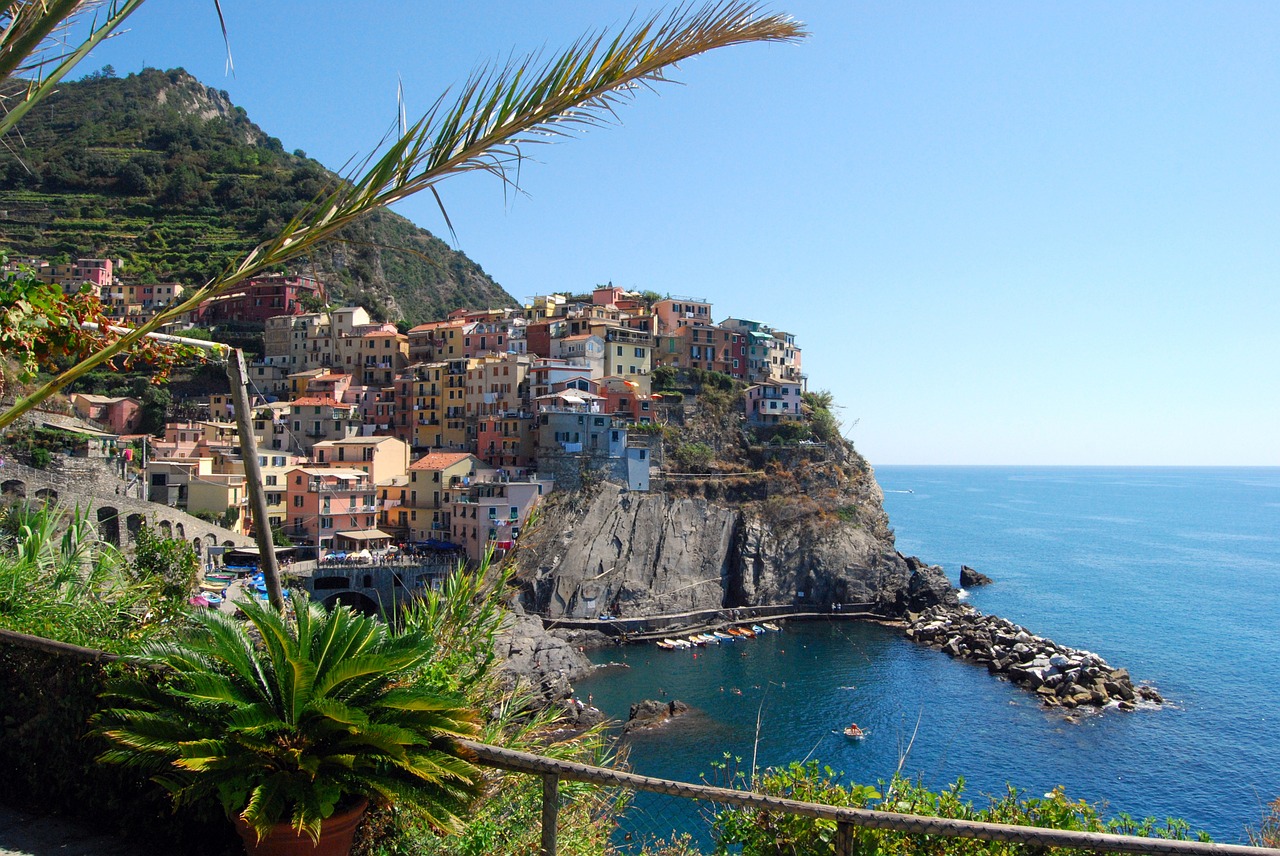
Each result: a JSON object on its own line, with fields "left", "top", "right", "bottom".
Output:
{"left": 93, "top": 592, "right": 481, "bottom": 855}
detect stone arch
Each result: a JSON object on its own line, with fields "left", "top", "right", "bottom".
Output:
{"left": 193, "top": 537, "right": 202, "bottom": 556}
{"left": 34, "top": 487, "right": 57, "bottom": 504}
{"left": 322, "top": 591, "right": 379, "bottom": 616}
{"left": 96, "top": 506, "right": 121, "bottom": 546}
{"left": 126, "top": 513, "right": 144, "bottom": 539}
{"left": 1, "top": 479, "right": 25, "bottom": 498}
{"left": 175, "top": 523, "right": 186, "bottom": 540}
{"left": 222, "top": 540, "right": 234, "bottom": 548}
{"left": 158, "top": 519, "right": 173, "bottom": 538}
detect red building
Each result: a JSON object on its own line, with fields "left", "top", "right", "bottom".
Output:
{"left": 197, "top": 275, "right": 326, "bottom": 325}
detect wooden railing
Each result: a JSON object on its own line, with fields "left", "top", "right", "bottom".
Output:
{"left": 459, "top": 739, "right": 1280, "bottom": 856}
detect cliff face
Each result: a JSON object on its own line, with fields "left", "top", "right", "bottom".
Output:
{"left": 515, "top": 440, "right": 953, "bottom": 620}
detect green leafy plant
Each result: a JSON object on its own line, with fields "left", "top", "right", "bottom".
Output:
{"left": 94, "top": 591, "right": 483, "bottom": 844}
{"left": 0, "top": 502, "right": 165, "bottom": 650}
{"left": 672, "top": 441, "right": 715, "bottom": 473}
{"left": 127, "top": 520, "right": 199, "bottom": 603}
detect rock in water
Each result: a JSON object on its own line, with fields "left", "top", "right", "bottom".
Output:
{"left": 960, "top": 565, "right": 994, "bottom": 587}
{"left": 902, "top": 556, "right": 960, "bottom": 611}
{"left": 624, "top": 699, "right": 691, "bottom": 733}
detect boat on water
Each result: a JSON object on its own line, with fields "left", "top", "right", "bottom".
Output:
{"left": 842, "top": 723, "right": 867, "bottom": 740}
{"left": 762, "top": 622, "right": 781, "bottom": 632}
{"left": 656, "top": 640, "right": 676, "bottom": 650}
{"left": 713, "top": 630, "right": 734, "bottom": 641}
{"left": 686, "top": 635, "right": 706, "bottom": 647}
{"left": 698, "top": 633, "right": 719, "bottom": 644}
{"left": 751, "top": 624, "right": 767, "bottom": 634}
{"left": 737, "top": 626, "right": 756, "bottom": 638}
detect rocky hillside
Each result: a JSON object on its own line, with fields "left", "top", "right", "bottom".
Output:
{"left": 511, "top": 388, "right": 955, "bottom": 621}
{"left": 0, "top": 68, "right": 515, "bottom": 323}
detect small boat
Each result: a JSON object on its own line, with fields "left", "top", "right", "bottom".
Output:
{"left": 199, "top": 582, "right": 227, "bottom": 593}
{"left": 751, "top": 624, "right": 767, "bottom": 634}
{"left": 686, "top": 635, "right": 706, "bottom": 647}
{"left": 713, "top": 631, "right": 734, "bottom": 641}
{"left": 842, "top": 723, "right": 867, "bottom": 740}
{"left": 656, "top": 640, "right": 675, "bottom": 650}
{"left": 762, "top": 622, "right": 781, "bottom": 632}
{"left": 737, "top": 626, "right": 756, "bottom": 638}
{"left": 698, "top": 633, "right": 719, "bottom": 644}
{"left": 671, "top": 638, "right": 691, "bottom": 649}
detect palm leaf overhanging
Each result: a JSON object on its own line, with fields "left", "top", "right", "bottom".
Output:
{"left": 0, "top": 1, "right": 806, "bottom": 429}
{"left": 94, "top": 591, "right": 482, "bottom": 843}
{"left": 0, "top": 0, "right": 148, "bottom": 139}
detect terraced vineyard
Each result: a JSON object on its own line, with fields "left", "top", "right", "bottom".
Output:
{"left": 0, "top": 68, "right": 514, "bottom": 322}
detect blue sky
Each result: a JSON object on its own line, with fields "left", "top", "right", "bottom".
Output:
{"left": 88, "top": 2, "right": 1279, "bottom": 465}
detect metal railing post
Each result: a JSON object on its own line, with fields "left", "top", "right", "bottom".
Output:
{"left": 541, "top": 772, "right": 559, "bottom": 856}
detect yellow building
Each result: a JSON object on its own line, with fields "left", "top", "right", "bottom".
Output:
{"left": 312, "top": 435, "right": 410, "bottom": 485}
{"left": 405, "top": 452, "right": 484, "bottom": 543}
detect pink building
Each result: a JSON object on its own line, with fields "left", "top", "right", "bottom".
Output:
{"left": 446, "top": 475, "right": 548, "bottom": 563}
{"left": 70, "top": 393, "right": 142, "bottom": 435}
{"left": 653, "top": 296, "right": 713, "bottom": 335}
{"left": 284, "top": 467, "right": 379, "bottom": 549}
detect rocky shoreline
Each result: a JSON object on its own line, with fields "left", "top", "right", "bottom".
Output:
{"left": 905, "top": 604, "right": 1163, "bottom": 711}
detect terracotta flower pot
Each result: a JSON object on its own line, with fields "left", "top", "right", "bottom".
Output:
{"left": 233, "top": 798, "right": 369, "bottom": 856}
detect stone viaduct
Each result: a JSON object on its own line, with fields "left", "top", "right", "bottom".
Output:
{"left": 0, "top": 455, "right": 253, "bottom": 566}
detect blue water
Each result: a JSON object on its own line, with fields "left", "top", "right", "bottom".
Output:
{"left": 581, "top": 467, "right": 1280, "bottom": 844}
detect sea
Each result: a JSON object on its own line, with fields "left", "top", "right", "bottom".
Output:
{"left": 580, "top": 466, "right": 1280, "bottom": 846}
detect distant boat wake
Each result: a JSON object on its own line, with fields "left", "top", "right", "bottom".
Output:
{"left": 885, "top": 489, "right": 914, "bottom": 494}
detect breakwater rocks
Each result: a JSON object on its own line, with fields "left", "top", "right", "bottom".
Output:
{"left": 905, "top": 605, "right": 1163, "bottom": 711}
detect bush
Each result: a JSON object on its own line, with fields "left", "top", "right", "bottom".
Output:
{"left": 672, "top": 442, "right": 714, "bottom": 473}
{"left": 127, "top": 521, "right": 198, "bottom": 604}
{"left": 711, "top": 761, "right": 1207, "bottom": 856}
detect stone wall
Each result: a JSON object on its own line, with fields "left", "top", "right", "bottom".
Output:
{"left": 0, "top": 456, "right": 253, "bottom": 566}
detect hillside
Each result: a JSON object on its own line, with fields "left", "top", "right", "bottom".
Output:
{"left": 0, "top": 67, "right": 515, "bottom": 323}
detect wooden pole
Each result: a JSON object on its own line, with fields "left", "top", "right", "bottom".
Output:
{"left": 836, "top": 820, "right": 854, "bottom": 855}
{"left": 541, "top": 773, "right": 559, "bottom": 856}
{"left": 226, "top": 348, "right": 284, "bottom": 610}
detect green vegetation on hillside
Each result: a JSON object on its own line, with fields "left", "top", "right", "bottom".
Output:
{"left": 0, "top": 68, "right": 514, "bottom": 323}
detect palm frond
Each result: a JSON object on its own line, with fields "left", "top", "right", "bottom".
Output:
{"left": 0, "top": 0, "right": 148, "bottom": 138}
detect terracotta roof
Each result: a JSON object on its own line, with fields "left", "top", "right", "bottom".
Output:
{"left": 409, "top": 451, "right": 474, "bottom": 471}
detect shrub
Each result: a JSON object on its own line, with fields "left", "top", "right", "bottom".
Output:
{"left": 672, "top": 442, "right": 714, "bottom": 473}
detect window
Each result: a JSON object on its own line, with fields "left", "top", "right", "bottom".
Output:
{"left": 293, "top": 495, "right": 304, "bottom": 508}
{"left": 635, "top": 347, "right": 645, "bottom": 358}
{"left": 265, "top": 475, "right": 278, "bottom": 486}
{"left": 616, "top": 346, "right": 623, "bottom": 356}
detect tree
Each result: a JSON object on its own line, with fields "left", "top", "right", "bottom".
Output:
{"left": 0, "top": 2, "right": 806, "bottom": 432}
{"left": 128, "top": 520, "right": 198, "bottom": 602}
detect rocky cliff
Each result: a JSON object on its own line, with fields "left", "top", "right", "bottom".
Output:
{"left": 511, "top": 426, "right": 954, "bottom": 621}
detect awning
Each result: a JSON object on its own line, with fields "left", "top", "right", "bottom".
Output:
{"left": 335, "top": 529, "right": 393, "bottom": 541}
{"left": 226, "top": 546, "right": 295, "bottom": 558}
